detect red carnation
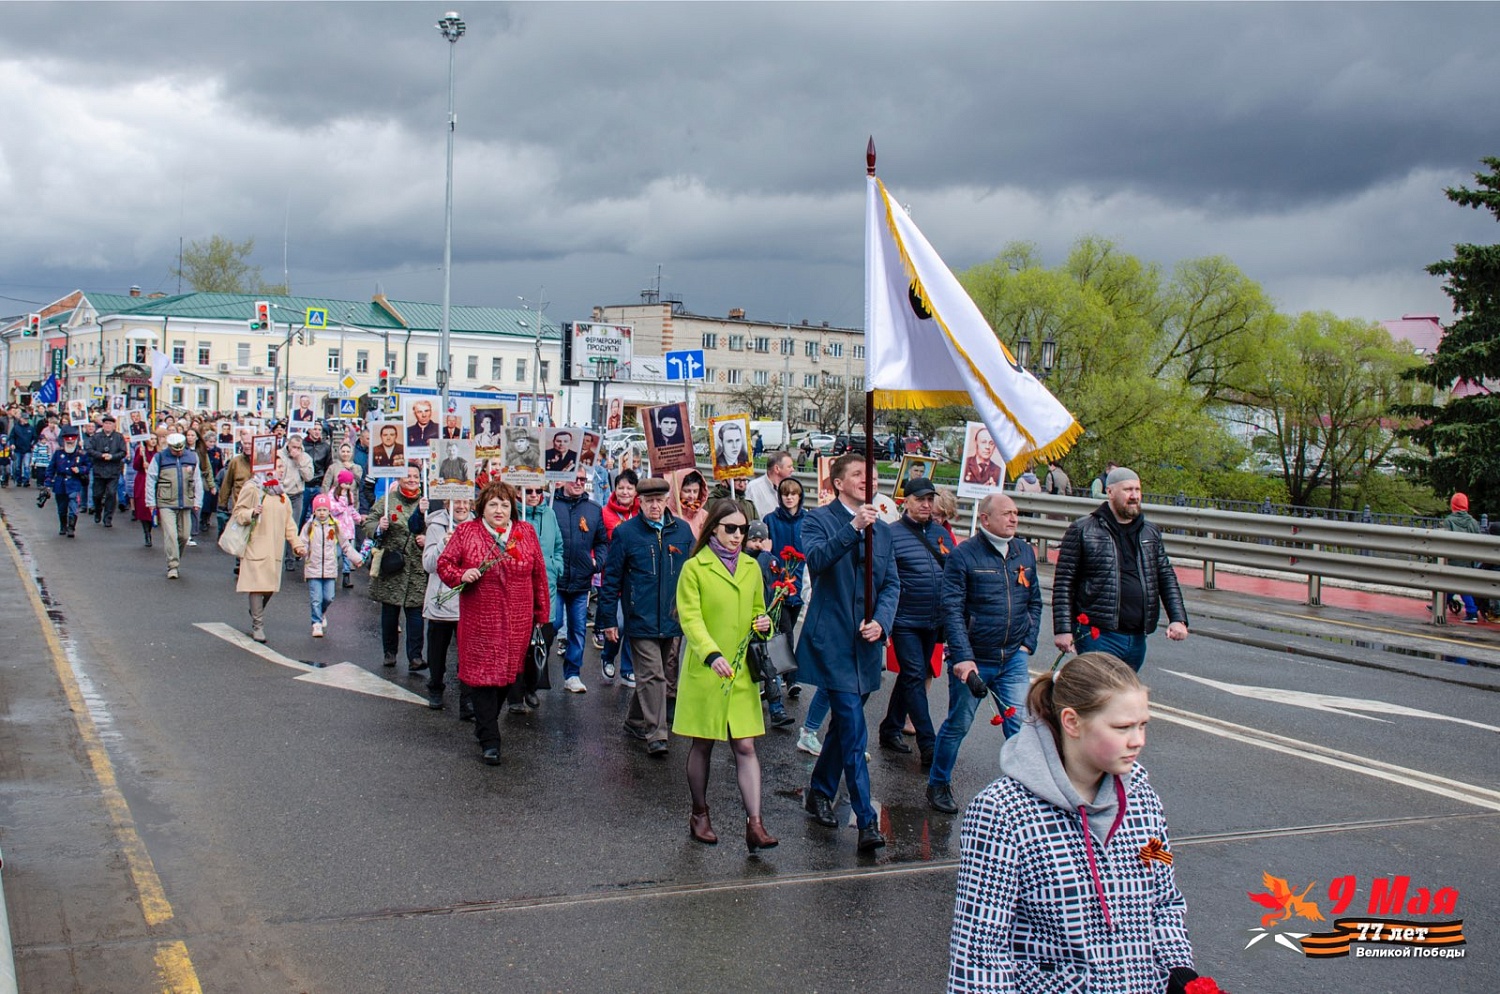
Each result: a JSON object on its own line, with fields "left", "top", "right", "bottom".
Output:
{"left": 1003, "top": 706, "right": 1017, "bottom": 720}
{"left": 1076, "top": 613, "right": 1089, "bottom": 625}
{"left": 1184, "top": 979, "right": 1225, "bottom": 994}
{"left": 989, "top": 715, "right": 1003, "bottom": 726}
{"left": 1090, "top": 626, "right": 1101, "bottom": 640}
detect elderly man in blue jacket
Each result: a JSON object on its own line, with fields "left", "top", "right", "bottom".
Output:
{"left": 598, "top": 476, "right": 693, "bottom": 757}
{"left": 795, "top": 453, "right": 900, "bottom": 853}
{"left": 926, "top": 493, "right": 1042, "bottom": 814}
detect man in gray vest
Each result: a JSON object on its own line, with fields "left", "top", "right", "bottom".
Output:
{"left": 145, "top": 432, "right": 204, "bottom": 579}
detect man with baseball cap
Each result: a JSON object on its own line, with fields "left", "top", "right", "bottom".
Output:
{"left": 145, "top": 432, "right": 204, "bottom": 579}
{"left": 85, "top": 413, "right": 127, "bottom": 527}
{"left": 1052, "top": 466, "right": 1189, "bottom": 671}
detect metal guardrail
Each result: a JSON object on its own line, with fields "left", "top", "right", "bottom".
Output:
{"left": 1007, "top": 493, "right": 1500, "bottom": 624}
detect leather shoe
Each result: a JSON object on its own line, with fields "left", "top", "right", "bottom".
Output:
{"left": 458, "top": 700, "right": 475, "bottom": 722}
{"left": 646, "top": 739, "right": 669, "bottom": 758}
{"left": 427, "top": 693, "right": 444, "bottom": 710}
{"left": 857, "top": 827, "right": 887, "bottom": 853}
{"left": 481, "top": 746, "right": 501, "bottom": 766}
{"left": 745, "top": 816, "right": 778, "bottom": 853}
{"left": 622, "top": 721, "right": 648, "bottom": 741}
{"left": 803, "top": 790, "right": 837, "bottom": 828}
{"left": 920, "top": 748, "right": 934, "bottom": 770}
{"left": 926, "top": 782, "right": 959, "bottom": 814}
{"left": 689, "top": 806, "right": 717, "bottom": 844}
{"left": 879, "top": 735, "right": 912, "bottom": 754}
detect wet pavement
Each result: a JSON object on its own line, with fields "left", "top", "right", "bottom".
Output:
{"left": 0, "top": 488, "right": 1496, "bottom": 992}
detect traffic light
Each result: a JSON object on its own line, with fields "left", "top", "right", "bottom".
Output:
{"left": 24, "top": 314, "right": 40, "bottom": 337}
{"left": 372, "top": 367, "right": 389, "bottom": 396}
{"left": 251, "top": 301, "right": 271, "bottom": 331}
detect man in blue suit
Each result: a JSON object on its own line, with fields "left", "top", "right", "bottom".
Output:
{"left": 795, "top": 453, "right": 901, "bottom": 853}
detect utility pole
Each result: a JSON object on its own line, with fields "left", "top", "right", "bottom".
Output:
{"left": 521, "top": 291, "right": 548, "bottom": 426}
{"left": 436, "top": 12, "right": 466, "bottom": 429}
{"left": 780, "top": 323, "right": 791, "bottom": 432}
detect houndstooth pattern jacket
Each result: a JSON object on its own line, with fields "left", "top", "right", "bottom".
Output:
{"left": 948, "top": 765, "right": 1193, "bottom": 993}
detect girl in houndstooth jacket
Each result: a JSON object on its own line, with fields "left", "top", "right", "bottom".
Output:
{"left": 948, "top": 652, "right": 1209, "bottom": 994}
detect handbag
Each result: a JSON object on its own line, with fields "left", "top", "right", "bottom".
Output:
{"left": 375, "top": 498, "right": 408, "bottom": 577}
{"left": 747, "top": 631, "right": 797, "bottom": 680}
{"left": 528, "top": 625, "right": 552, "bottom": 691}
{"left": 216, "top": 494, "right": 261, "bottom": 557}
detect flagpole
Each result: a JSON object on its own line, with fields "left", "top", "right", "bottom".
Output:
{"left": 863, "top": 137, "right": 876, "bottom": 625}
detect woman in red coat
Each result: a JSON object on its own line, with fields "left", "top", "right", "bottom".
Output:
{"left": 437, "top": 478, "right": 550, "bottom": 765}
{"left": 131, "top": 435, "right": 159, "bottom": 547}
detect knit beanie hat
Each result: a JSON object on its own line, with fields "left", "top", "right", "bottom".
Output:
{"left": 337, "top": 469, "right": 355, "bottom": 486}
{"left": 1452, "top": 493, "right": 1469, "bottom": 512}
{"left": 1105, "top": 466, "right": 1140, "bottom": 488}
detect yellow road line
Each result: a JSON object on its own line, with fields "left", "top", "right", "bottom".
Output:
{"left": 0, "top": 521, "right": 202, "bottom": 993}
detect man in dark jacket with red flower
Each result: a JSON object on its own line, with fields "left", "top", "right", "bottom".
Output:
{"left": 553, "top": 466, "right": 608, "bottom": 693}
{"left": 926, "top": 493, "right": 1041, "bottom": 814}
{"left": 1052, "top": 466, "right": 1188, "bottom": 672}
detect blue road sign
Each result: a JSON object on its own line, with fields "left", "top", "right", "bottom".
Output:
{"left": 306, "top": 307, "right": 328, "bottom": 329}
{"left": 664, "top": 349, "right": 705, "bottom": 382}
{"left": 338, "top": 398, "right": 357, "bottom": 416}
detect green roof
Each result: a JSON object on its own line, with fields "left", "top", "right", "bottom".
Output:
{"left": 87, "top": 291, "right": 561, "bottom": 341}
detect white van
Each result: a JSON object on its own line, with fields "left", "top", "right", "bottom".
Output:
{"left": 749, "top": 420, "right": 786, "bottom": 449}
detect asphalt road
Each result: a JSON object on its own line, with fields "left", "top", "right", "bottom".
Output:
{"left": 0, "top": 487, "right": 1495, "bottom": 993}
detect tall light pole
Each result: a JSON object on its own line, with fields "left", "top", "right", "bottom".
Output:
{"left": 520, "top": 291, "right": 548, "bottom": 426}
{"left": 436, "top": 10, "right": 465, "bottom": 424}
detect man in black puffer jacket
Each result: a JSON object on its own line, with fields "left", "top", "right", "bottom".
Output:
{"left": 1052, "top": 466, "right": 1188, "bottom": 672}
{"left": 877, "top": 477, "right": 948, "bottom": 766}
{"left": 553, "top": 466, "right": 608, "bottom": 693}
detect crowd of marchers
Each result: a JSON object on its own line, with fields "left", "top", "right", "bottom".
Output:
{"left": 5, "top": 397, "right": 1230, "bottom": 992}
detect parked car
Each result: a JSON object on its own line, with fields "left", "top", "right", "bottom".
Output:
{"left": 830, "top": 434, "right": 869, "bottom": 456}
{"left": 792, "top": 431, "right": 836, "bottom": 455}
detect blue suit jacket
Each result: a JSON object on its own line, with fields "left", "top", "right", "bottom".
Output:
{"left": 793, "top": 501, "right": 900, "bottom": 695}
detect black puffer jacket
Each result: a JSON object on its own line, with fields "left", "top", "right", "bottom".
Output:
{"left": 891, "top": 514, "right": 949, "bottom": 631}
{"left": 1052, "top": 504, "right": 1187, "bottom": 636}
{"left": 552, "top": 491, "right": 608, "bottom": 595}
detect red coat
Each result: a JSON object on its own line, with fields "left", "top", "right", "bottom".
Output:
{"left": 436, "top": 519, "right": 550, "bottom": 688}
{"left": 132, "top": 446, "right": 156, "bottom": 523}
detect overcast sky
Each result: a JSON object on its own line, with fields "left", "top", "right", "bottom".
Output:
{"left": 2, "top": 2, "right": 1496, "bottom": 332}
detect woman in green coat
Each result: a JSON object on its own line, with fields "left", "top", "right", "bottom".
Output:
{"left": 361, "top": 464, "right": 430, "bottom": 670}
{"left": 673, "top": 499, "right": 777, "bottom": 854}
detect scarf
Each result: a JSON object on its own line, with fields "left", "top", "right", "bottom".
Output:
{"left": 399, "top": 479, "right": 422, "bottom": 499}
{"left": 708, "top": 536, "right": 739, "bottom": 575}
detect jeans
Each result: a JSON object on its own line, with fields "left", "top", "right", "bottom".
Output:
{"left": 560, "top": 590, "right": 591, "bottom": 679}
{"left": 803, "top": 687, "right": 830, "bottom": 733}
{"left": 879, "top": 627, "right": 939, "bottom": 753}
{"left": 599, "top": 603, "right": 633, "bottom": 678}
{"left": 380, "top": 603, "right": 425, "bottom": 662}
{"left": 12, "top": 451, "right": 31, "bottom": 484}
{"left": 308, "top": 579, "right": 336, "bottom": 625}
{"left": 928, "top": 648, "right": 1031, "bottom": 786}
{"left": 809, "top": 690, "right": 877, "bottom": 830}
{"left": 1077, "top": 629, "right": 1148, "bottom": 672}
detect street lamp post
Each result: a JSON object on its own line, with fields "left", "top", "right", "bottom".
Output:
{"left": 436, "top": 11, "right": 465, "bottom": 426}
{"left": 520, "top": 292, "right": 548, "bottom": 427}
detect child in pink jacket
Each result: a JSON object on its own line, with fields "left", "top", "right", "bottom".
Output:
{"left": 299, "top": 494, "right": 364, "bottom": 637}
{"left": 328, "top": 470, "right": 365, "bottom": 589}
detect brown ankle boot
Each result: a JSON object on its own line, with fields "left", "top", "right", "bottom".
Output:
{"left": 689, "top": 806, "right": 717, "bottom": 844}
{"left": 745, "top": 816, "right": 778, "bottom": 853}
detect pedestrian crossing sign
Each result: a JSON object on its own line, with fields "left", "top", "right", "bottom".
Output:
{"left": 91, "top": 385, "right": 106, "bottom": 398}
{"left": 306, "top": 307, "right": 328, "bottom": 329}
{"left": 339, "top": 398, "right": 357, "bottom": 416}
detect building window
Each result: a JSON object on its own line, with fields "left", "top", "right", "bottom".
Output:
{"left": 805, "top": 340, "right": 818, "bottom": 357}
{"left": 491, "top": 357, "right": 504, "bottom": 380}
{"left": 237, "top": 343, "right": 251, "bottom": 368}
{"left": 196, "top": 387, "right": 210, "bottom": 407}
{"left": 235, "top": 389, "right": 249, "bottom": 408}
{"left": 853, "top": 344, "right": 865, "bottom": 359}
{"left": 803, "top": 373, "right": 818, "bottom": 388}
{"left": 539, "top": 361, "right": 550, "bottom": 384}
{"left": 699, "top": 403, "right": 717, "bottom": 420}
{"left": 356, "top": 350, "right": 370, "bottom": 374}
{"left": 802, "top": 408, "right": 817, "bottom": 424}
{"left": 387, "top": 352, "right": 398, "bottom": 370}
{"left": 702, "top": 333, "right": 718, "bottom": 350}
{"left": 460, "top": 355, "right": 474, "bottom": 379}
{"left": 703, "top": 367, "right": 716, "bottom": 383}
{"left": 170, "top": 386, "right": 184, "bottom": 405}
{"left": 197, "top": 343, "right": 211, "bottom": 366}
{"left": 781, "top": 338, "right": 795, "bottom": 355}
{"left": 725, "top": 369, "right": 742, "bottom": 385}
{"left": 852, "top": 376, "right": 865, "bottom": 391}
{"left": 416, "top": 353, "right": 429, "bottom": 377}
{"left": 728, "top": 334, "right": 744, "bottom": 351}
{"left": 171, "top": 340, "right": 186, "bottom": 365}
{"left": 327, "top": 348, "right": 341, "bottom": 372}
{"left": 827, "top": 342, "right": 843, "bottom": 358}
{"left": 753, "top": 336, "right": 770, "bottom": 353}
{"left": 267, "top": 346, "right": 278, "bottom": 369}
{"left": 753, "top": 370, "right": 769, "bottom": 385}
{"left": 516, "top": 358, "right": 529, "bottom": 383}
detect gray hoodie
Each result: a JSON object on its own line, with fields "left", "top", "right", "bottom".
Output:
{"left": 1001, "top": 719, "right": 1122, "bottom": 845}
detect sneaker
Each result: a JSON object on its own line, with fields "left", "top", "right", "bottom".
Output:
{"left": 311, "top": 623, "right": 324, "bottom": 637}
{"left": 770, "top": 708, "right": 796, "bottom": 729}
{"left": 563, "top": 676, "right": 588, "bottom": 694}
{"left": 187, "top": 538, "right": 198, "bottom": 547}
{"left": 796, "top": 729, "right": 822, "bottom": 756}
{"left": 602, "top": 660, "right": 617, "bottom": 680}
{"left": 621, "top": 672, "right": 636, "bottom": 688}
{"left": 593, "top": 633, "right": 605, "bottom": 650}
{"left": 166, "top": 567, "right": 180, "bottom": 580}
{"left": 556, "top": 643, "right": 567, "bottom": 657}
{"left": 1463, "top": 616, "right": 1480, "bottom": 624}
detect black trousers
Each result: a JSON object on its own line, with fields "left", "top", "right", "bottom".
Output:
{"left": 470, "top": 684, "right": 512, "bottom": 749}
{"left": 380, "top": 603, "right": 425, "bottom": 661}
{"left": 91, "top": 474, "right": 120, "bottom": 522}
{"left": 425, "top": 619, "right": 465, "bottom": 698}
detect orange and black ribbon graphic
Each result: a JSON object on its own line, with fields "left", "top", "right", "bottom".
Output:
{"left": 1139, "top": 838, "right": 1172, "bottom": 867}
{"left": 1300, "top": 918, "right": 1466, "bottom": 958}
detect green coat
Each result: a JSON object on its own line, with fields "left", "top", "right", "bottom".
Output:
{"left": 671, "top": 546, "right": 768, "bottom": 741}
{"left": 363, "top": 488, "right": 428, "bottom": 608}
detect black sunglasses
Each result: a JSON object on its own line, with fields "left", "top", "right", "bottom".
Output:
{"left": 718, "top": 522, "right": 748, "bottom": 535}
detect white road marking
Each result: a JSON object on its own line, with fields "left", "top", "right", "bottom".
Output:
{"left": 1162, "top": 669, "right": 1500, "bottom": 734}
{"left": 195, "top": 622, "right": 425, "bottom": 705}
